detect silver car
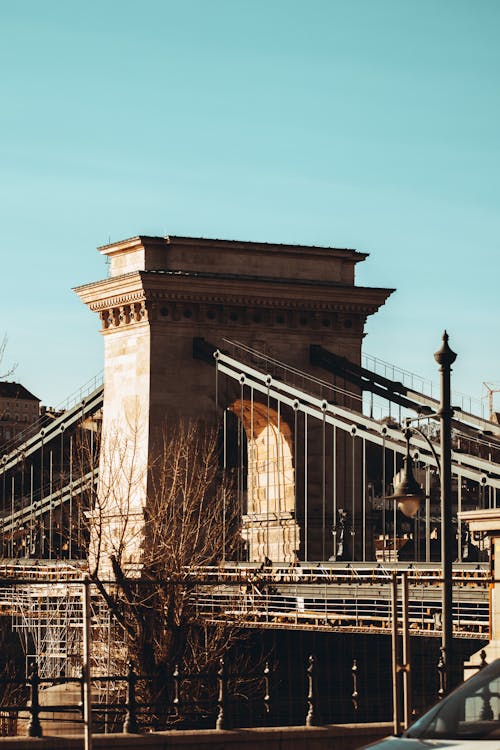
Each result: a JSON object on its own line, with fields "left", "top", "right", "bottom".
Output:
{"left": 363, "top": 659, "right": 500, "bottom": 748}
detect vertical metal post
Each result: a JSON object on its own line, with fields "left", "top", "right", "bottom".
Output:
{"left": 479, "top": 649, "right": 488, "bottom": 669}
{"left": 304, "top": 413, "right": 308, "bottom": 562}
{"left": 30, "top": 463, "right": 34, "bottom": 556}
{"left": 266, "top": 379, "right": 270, "bottom": 561}
{"left": 27, "top": 662, "right": 42, "bottom": 737}
{"left": 222, "top": 409, "right": 227, "bottom": 563}
{"left": 391, "top": 572, "right": 401, "bottom": 735}
{"left": 322, "top": 408, "right": 326, "bottom": 562}
{"left": 1, "top": 457, "right": 6, "bottom": 555}
{"left": 240, "top": 381, "right": 245, "bottom": 546}
{"left": 173, "top": 664, "right": 180, "bottom": 718}
{"left": 305, "top": 654, "right": 318, "bottom": 726}
{"left": 392, "top": 451, "right": 397, "bottom": 561}
{"left": 351, "top": 434, "right": 356, "bottom": 559}
{"left": 263, "top": 661, "right": 271, "bottom": 724}
{"left": 401, "top": 572, "right": 412, "bottom": 729}
{"left": 60, "top": 427, "right": 65, "bottom": 557}
{"left": 250, "top": 386, "right": 254, "bottom": 520}
{"left": 437, "top": 648, "right": 446, "bottom": 701}
{"left": 49, "top": 449, "right": 53, "bottom": 559}
{"left": 382, "top": 432, "right": 386, "bottom": 562}
{"left": 40, "top": 432, "right": 44, "bottom": 557}
{"left": 215, "top": 354, "right": 219, "bottom": 414}
{"left": 362, "top": 438, "right": 366, "bottom": 562}
{"left": 123, "top": 661, "right": 139, "bottom": 733}
{"left": 458, "top": 475, "right": 462, "bottom": 562}
{"left": 352, "top": 659, "right": 359, "bottom": 713}
{"left": 434, "top": 331, "right": 457, "bottom": 694}
{"left": 83, "top": 577, "right": 93, "bottom": 750}
{"left": 277, "top": 399, "right": 282, "bottom": 551}
{"left": 10, "top": 475, "right": 14, "bottom": 557}
{"left": 20, "top": 453, "right": 25, "bottom": 556}
{"left": 294, "top": 406, "right": 298, "bottom": 557}
{"left": 69, "top": 434, "right": 73, "bottom": 559}
{"left": 425, "top": 467, "right": 431, "bottom": 563}
{"left": 332, "top": 424, "right": 337, "bottom": 559}
{"left": 216, "top": 657, "right": 227, "bottom": 730}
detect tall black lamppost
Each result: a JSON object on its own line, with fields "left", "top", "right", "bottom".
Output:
{"left": 434, "top": 331, "right": 457, "bottom": 694}
{"left": 389, "top": 331, "right": 457, "bottom": 695}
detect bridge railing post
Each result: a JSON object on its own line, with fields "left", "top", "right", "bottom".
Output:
{"left": 27, "top": 661, "right": 42, "bottom": 738}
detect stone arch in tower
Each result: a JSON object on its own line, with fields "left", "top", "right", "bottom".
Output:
{"left": 227, "top": 398, "right": 298, "bottom": 562}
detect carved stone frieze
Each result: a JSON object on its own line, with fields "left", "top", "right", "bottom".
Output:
{"left": 84, "top": 270, "right": 384, "bottom": 335}
{"left": 98, "top": 294, "right": 365, "bottom": 334}
{"left": 99, "top": 302, "right": 147, "bottom": 330}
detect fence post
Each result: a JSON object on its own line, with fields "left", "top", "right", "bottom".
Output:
{"left": 79, "top": 665, "right": 85, "bottom": 717}
{"left": 479, "top": 649, "right": 488, "bottom": 669}
{"left": 437, "top": 647, "right": 446, "bottom": 701}
{"left": 352, "top": 659, "right": 359, "bottom": 713}
{"left": 401, "top": 571, "right": 412, "bottom": 729}
{"left": 123, "top": 661, "right": 139, "bottom": 734}
{"left": 27, "top": 662, "right": 42, "bottom": 738}
{"left": 305, "top": 654, "right": 319, "bottom": 727}
{"left": 391, "top": 572, "right": 401, "bottom": 734}
{"left": 216, "top": 657, "right": 227, "bottom": 730}
{"left": 263, "top": 661, "right": 271, "bottom": 725}
{"left": 173, "top": 664, "right": 180, "bottom": 718}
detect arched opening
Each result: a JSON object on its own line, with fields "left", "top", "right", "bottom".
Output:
{"left": 227, "top": 399, "right": 299, "bottom": 563}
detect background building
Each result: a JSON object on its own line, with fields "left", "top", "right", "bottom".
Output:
{"left": 0, "top": 382, "right": 40, "bottom": 450}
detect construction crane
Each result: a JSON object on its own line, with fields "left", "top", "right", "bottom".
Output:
{"left": 483, "top": 382, "right": 500, "bottom": 421}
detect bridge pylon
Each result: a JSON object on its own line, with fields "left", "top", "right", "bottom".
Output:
{"left": 75, "top": 234, "right": 393, "bottom": 567}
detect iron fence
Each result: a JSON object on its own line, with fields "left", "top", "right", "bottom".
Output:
{"left": 0, "top": 653, "right": 362, "bottom": 737}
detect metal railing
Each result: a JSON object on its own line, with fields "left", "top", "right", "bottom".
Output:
{"left": 0, "top": 654, "right": 361, "bottom": 737}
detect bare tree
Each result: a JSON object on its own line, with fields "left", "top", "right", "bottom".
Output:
{"left": 87, "top": 417, "right": 252, "bottom": 728}
{"left": 0, "top": 336, "right": 16, "bottom": 381}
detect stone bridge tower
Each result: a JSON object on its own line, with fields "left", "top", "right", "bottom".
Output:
{"left": 75, "top": 235, "right": 393, "bottom": 567}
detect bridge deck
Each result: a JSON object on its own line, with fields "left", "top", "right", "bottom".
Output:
{"left": 187, "top": 562, "right": 490, "bottom": 639}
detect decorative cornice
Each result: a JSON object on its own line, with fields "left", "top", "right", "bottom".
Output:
{"left": 88, "top": 290, "right": 146, "bottom": 312}
{"left": 76, "top": 264, "right": 393, "bottom": 334}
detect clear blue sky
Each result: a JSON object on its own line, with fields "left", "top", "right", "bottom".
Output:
{"left": 1, "top": 0, "right": 499, "bottom": 410}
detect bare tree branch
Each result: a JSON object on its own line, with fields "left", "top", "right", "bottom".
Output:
{"left": 86, "top": 417, "right": 254, "bottom": 728}
{"left": 0, "top": 336, "right": 16, "bottom": 381}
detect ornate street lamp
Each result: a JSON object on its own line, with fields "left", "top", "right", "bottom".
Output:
{"left": 387, "top": 425, "right": 426, "bottom": 518}
{"left": 387, "top": 331, "right": 457, "bottom": 695}
{"left": 434, "top": 331, "right": 457, "bottom": 694}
